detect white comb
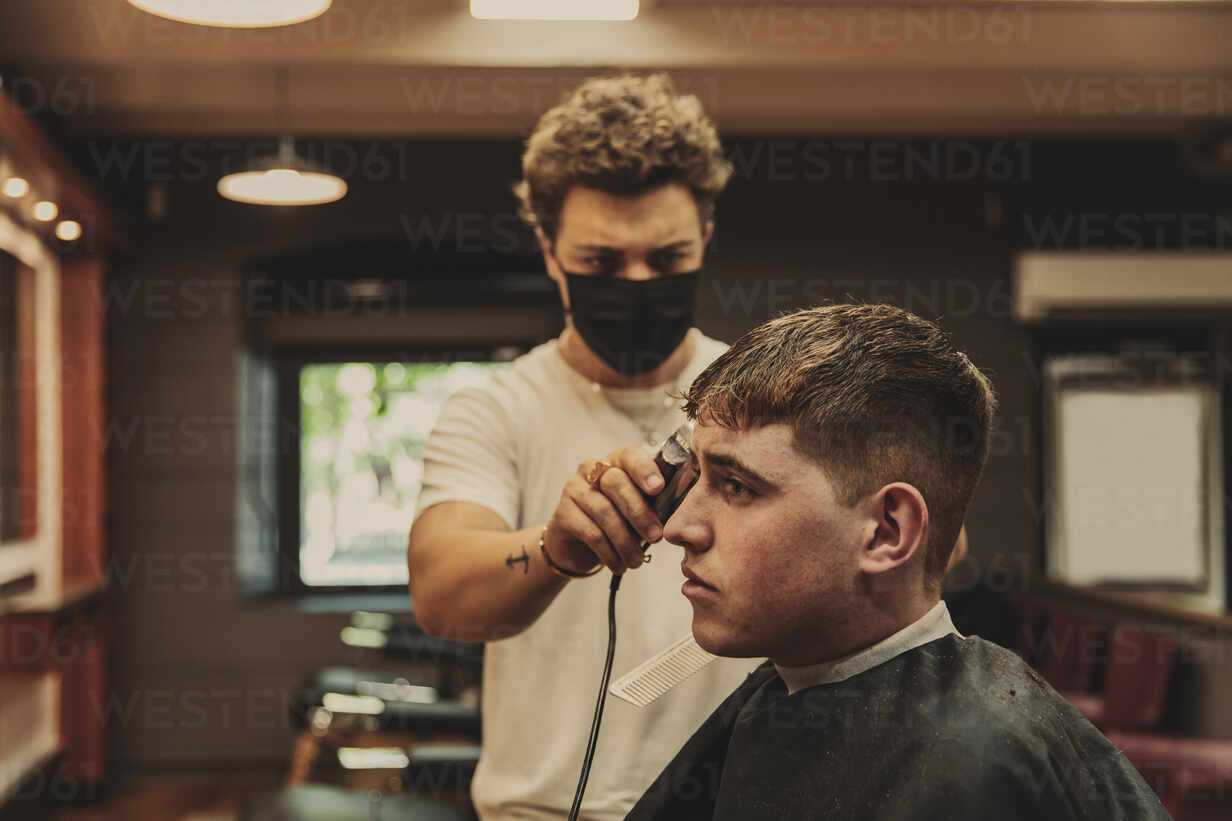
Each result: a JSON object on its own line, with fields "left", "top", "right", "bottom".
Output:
{"left": 608, "top": 634, "right": 717, "bottom": 708}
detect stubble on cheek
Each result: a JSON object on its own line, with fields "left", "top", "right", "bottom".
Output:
{"left": 743, "top": 518, "right": 847, "bottom": 653}
{"left": 707, "top": 576, "right": 789, "bottom": 658}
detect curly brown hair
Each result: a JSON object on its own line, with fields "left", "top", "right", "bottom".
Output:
{"left": 682, "top": 304, "right": 998, "bottom": 589}
{"left": 513, "top": 73, "right": 732, "bottom": 240}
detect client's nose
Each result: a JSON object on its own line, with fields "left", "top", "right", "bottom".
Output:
{"left": 663, "top": 491, "right": 710, "bottom": 554}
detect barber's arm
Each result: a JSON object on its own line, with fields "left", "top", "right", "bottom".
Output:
{"left": 409, "top": 446, "right": 665, "bottom": 642}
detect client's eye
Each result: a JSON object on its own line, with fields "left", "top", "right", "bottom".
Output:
{"left": 720, "top": 477, "right": 754, "bottom": 500}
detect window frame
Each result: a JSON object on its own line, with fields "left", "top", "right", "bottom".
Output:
{"left": 1030, "top": 319, "right": 1231, "bottom": 613}
{"left": 273, "top": 342, "right": 526, "bottom": 597}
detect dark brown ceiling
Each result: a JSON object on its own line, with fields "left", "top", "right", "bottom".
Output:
{"left": 1, "top": 0, "right": 1230, "bottom": 136}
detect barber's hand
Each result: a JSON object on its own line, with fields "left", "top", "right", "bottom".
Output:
{"left": 543, "top": 446, "right": 667, "bottom": 575}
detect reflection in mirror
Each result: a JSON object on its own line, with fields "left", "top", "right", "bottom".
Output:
{"left": 0, "top": 249, "right": 37, "bottom": 541}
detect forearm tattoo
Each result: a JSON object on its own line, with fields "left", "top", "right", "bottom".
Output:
{"left": 505, "top": 545, "right": 530, "bottom": 574}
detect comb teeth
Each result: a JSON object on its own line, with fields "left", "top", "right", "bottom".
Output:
{"left": 609, "top": 634, "right": 716, "bottom": 708}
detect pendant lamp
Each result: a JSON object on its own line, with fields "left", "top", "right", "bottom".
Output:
{"left": 217, "top": 135, "right": 347, "bottom": 206}
{"left": 126, "top": 0, "right": 331, "bottom": 28}
{"left": 217, "top": 68, "right": 347, "bottom": 206}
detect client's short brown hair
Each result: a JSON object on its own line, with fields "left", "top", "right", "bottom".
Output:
{"left": 514, "top": 73, "right": 732, "bottom": 239}
{"left": 682, "top": 304, "right": 997, "bottom": 587}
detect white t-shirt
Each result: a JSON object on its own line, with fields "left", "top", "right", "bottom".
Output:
{"left": 417, "top": 329, "right": 760, "bottom": 821}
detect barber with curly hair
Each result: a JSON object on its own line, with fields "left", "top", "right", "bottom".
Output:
{"left": 408, "top": 74, "right": 760, "bottom": 821}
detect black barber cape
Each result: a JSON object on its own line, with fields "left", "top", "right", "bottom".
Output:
{"left": 626, "top": 635, "right": 1170, "bottom": 820}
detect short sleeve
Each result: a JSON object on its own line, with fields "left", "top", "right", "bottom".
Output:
{"left": 415, "top": 384, "right": 520, "bottom": 531}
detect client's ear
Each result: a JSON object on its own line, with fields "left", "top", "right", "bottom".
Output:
{"left": 858, "top": 483, "right": 929, "bottom": 577}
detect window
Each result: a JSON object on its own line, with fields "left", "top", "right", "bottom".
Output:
{"left": 295, "top": 358, "right": 509, "bottom": 587}
{"left": 232, "top": 241, "right": 560, "bottom": 600}
{"left": 269, "top": 350, "right": 516, "bottom": 593}
{"left": 1044, "top": 352, "right": 1213, "bottom": 590}
{"left": 1038, "top": 331, "right": 1228, "bottom": 615}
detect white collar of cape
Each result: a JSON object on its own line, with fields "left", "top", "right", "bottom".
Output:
{"left": 774, "top": 601, "right": 962, "bottom": 696}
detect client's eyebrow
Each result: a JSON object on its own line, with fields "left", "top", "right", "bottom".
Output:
{"left": 693, "top": 449, "right": 778, "bottom": 491}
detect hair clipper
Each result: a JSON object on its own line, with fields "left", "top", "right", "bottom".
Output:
{"left": 641, "top": 422, "right": 700, "bottom": 552}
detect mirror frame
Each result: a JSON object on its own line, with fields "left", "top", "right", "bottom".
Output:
{"left": 0, "top": 211, "right": 61, "bottom": 604}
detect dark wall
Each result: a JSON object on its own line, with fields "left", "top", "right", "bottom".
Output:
{"left": 85, "top": 137, "right": 538, "bottom": 769}
{"left": 74, "top": 134, "right": 1230, "bottom": 766}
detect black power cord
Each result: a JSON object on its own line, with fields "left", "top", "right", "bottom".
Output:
{"left": 567, "top": 572, "right": 623, "bottom": 821}
{"left": 564, "top": 424, "right": 695, "bottom": 820}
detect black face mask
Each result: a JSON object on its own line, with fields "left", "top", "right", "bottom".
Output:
{"left": 563, "top": 270, "right": 700, "bottom": 376}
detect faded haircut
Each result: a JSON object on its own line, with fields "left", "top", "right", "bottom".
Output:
{"left": 513, "top": 73, "right": 732, "bottom": 240}
{"left": 682, "top": 304, "right": 997, "bottom": 587}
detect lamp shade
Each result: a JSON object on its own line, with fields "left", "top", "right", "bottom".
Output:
{"left": 218, "top": 168, "right": 347, "bottom": 206}
{"left": 126, "top": 0, "right": 332, "bottom": 28}
{"left": 218, "top": 136, "right": 347, "bottom": 206}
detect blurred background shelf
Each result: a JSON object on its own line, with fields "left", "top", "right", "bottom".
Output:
{"left": 0, "top": 672, "right": 60, "bottom": 805}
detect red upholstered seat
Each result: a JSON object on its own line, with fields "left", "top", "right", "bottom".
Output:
{"left": 1106, "top": 731, "right": 1232, "bottom": 820}
{"left": 1036, "top": 609, "right": 1105, "bottom": 693}
{"left": 1020, "top": 605, "right": 1231, "bottom": 819}
{"left": 1074, "top": 627, "right": 1178, "bottom": 732}
{"left": 1065, "top": 692, "right": 1106, "bottom": 723}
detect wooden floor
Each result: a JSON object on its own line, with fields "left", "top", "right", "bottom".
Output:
{"left": 53, "top": 771, "right": 283, "bottom": 821}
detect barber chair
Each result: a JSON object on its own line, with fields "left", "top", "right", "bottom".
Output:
{"left": 1011, "top": 599, "right": 1048, "bottom": 666}
{"left": 1106, "top": 732, "right": 1232, "bottom": 821}
{"left": 977, "top": 601, "right": 1232, "bottom": 818}
{"left": 286, "top": 613, "right": 483, "bottom": 781}
{"left": 1034, "top": 608, "right": 1106, "bottom": 699}
{"left": 1031, "top": 615, "right": 1232, "bottom": 820}
{"left": 1073, "top": 627, "right": 1232, "bottom": 821}
{"left": 244, "top": 613, "right": 483, "bottom": 820}
{"left": 1068, "top": 627, "right": 1177, "bottom": 731}
{"left": 294, "top": 613, "right": 484, "bottom": 719}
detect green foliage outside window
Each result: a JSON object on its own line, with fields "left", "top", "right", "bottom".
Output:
{"left": 299, "top": 359, "right": 506, "bottom": 586}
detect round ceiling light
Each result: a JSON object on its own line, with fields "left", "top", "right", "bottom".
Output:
{"left": 125, "top": 1, "right": 332, "bottom": 28}
{"left": 3, "top": 177, "right": 30, "bottom": 198}
{"left": 33, "top": 201, "right": 59, "bottom": 222}
{"left": 56, "top": 220, "right": 83, "bottom": 242}
{"left": 218, "top": 167, "right": 347, "bottom": 206}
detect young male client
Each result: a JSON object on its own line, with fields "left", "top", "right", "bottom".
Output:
{"left": 624, "top": 305, "right": 1169, "bottom": 820}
